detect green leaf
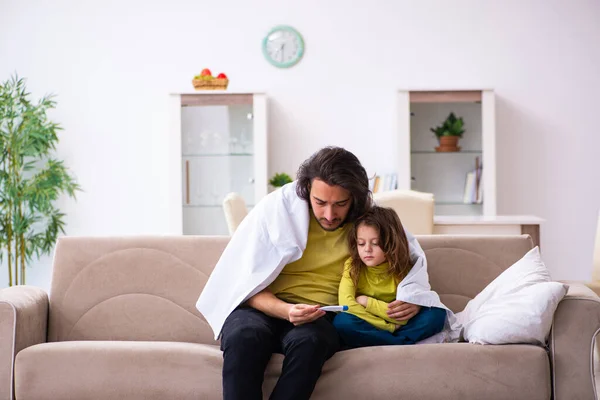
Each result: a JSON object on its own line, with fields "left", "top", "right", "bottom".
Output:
{"left": 269, "top": 172, "right": 293, "bottom": 187}
{"left": 0, "top": 74, "right": 82, "bottom": 284}
{"left": 430, "top": 112, "right": 466, "bottom": 138}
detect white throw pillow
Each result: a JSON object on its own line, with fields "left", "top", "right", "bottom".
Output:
{"left": 457, "top": 247, "right": 568, "bottom": 345}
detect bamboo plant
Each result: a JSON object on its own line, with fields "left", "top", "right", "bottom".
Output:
{"left": 0, "top": 75, "right": 81, "bottom": 286}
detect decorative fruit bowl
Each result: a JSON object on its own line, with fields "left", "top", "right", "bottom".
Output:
{"left": 192, "top": 68, "right": 229, "bottom": 90}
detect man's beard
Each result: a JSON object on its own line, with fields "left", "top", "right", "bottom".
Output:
{"left": 317, "top": 218, "right": 344, "bottom": 231}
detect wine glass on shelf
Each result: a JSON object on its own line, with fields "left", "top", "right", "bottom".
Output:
{"left": 240, "top": 128, "right": 253, "bottom": 154}
{"left": 199, "top": 131, "right": 210, "bottom": 153}
{"left": 211, "top": 132, "right": 223, "bottom": 154}
{"left": 228, "top": 136, "right": 239, "bottom": 154}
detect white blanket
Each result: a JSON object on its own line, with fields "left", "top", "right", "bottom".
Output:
{"left": 196, "top": 181, "right": 457, "bottom": 340}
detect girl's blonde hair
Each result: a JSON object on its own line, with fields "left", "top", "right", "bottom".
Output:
{"left": 347, "top": 206, "right": 411, "bottom": 286}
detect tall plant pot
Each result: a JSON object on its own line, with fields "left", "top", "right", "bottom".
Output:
{"left": 435, "top": 136, "right": 461, "bottom": 152}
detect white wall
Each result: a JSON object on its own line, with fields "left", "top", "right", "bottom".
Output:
{"left": 1, "top": 0, "right": 599, "bottom": 290}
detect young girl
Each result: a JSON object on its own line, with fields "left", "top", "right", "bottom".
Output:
{"left": 333, "top": 206, "right": 446, "bottom": 348}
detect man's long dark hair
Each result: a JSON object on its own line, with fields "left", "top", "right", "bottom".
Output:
{"left": 296, "top": 146, "right": 372, "bottom": 223}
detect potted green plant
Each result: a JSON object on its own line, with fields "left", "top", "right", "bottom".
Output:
{"left": 0, "top": 75, "right": 81, "bottom": 286}
{"left": 269, "top": 172, "right": 293, "bottom": 188}
{"left": 430, "top": 112, "right": 465, "bottom": 152}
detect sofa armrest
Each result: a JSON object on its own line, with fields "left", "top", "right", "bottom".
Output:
{"left": 0, "top": 286, "right": 48, "bottom": 400}
{"left": 550, "top": 282, "right": 600, "bottom": 400}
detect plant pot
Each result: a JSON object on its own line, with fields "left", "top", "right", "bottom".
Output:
{"left": 435, "top": 136, "right": 461, "bottom": 152}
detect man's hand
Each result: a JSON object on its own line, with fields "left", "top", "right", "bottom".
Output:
{"left": 287, "top": 304, "right": 325, "bottom": 326}
{"left": 356, "top": 295, "right": 368, "bottom": 307}
{"left": 246, "top": 290, "right": 323, "bottom": 323}
{"left": 387, "top": 300, "right": 420, "bottom": 322}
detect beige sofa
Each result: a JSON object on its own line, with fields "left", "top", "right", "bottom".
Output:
{"left": 1, "top": 235, "right": 598, "bottom": 400}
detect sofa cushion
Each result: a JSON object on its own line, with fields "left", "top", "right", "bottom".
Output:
{"left": 16, "top": 341, "right": 550, "bottom": 400}
{"left": 459, "top": 247, "right": 568, "bottom": 345}
{"left": 418, "top": 235, "right": 535, "bottom": 313}
{"left": 48, "top": 236, "right": 229, "bottom": 344}
{"left": 15, "top": 341, "right": 224, "bottom": 400}
{"left": 310, "top": 343, "right": 551, "bottom": 400}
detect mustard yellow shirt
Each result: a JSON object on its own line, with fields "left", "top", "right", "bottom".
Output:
{"left": 269, "top": 212, "right": 351, "bottom": 306}
{"left": 338, "top": 258, "right": 407, "bottom": 333}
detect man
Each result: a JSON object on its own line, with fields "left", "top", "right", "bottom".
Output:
{"left": 197, "top": 147, "right": 420, "bottom": 400}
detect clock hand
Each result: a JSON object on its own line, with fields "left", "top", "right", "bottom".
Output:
{"left": 271, "top": 43, "right": 281, "bottom": 60}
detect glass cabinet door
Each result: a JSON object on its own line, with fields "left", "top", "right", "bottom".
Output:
{"left": 181, "top": 97, "right": 257, "bottom": 235}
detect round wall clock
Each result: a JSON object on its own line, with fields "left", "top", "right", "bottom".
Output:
{"left": 262, "top": 25, "right": 305, "bottom": 68}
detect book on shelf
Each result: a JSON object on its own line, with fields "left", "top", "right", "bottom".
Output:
{"left": 463, "top": 157, "right": 483, "bottom": 204}
{"left": 372, "top": 176, "right": 380, "bottom": 193}
{"left": 463, "top": 171, "right": 476, "bottom": 203}
{"left": 476, "top": 174, "right": 483, "bottom": 204}
{"left": 369, "top": 173, "right": 398, "bottom": 193}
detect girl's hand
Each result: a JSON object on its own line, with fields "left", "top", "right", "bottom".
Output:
{"left": 287, "top": 304, "right": 325, "bottom": 326}
{"left": 387, "top": 300, "right": 420, "bottom": 322}
{"left": 356, "top": 295, "right": 368, "bottom": 307}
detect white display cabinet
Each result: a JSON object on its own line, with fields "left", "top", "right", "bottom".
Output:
{"left": 169, "top": 92, "right": 268, "bottom": 235}
{"left": 396, "top": 90, "right": 496, "bottom": 216}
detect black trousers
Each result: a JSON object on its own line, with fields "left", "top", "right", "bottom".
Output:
{"left": 220, "top": 307, "right": 339, "bottom": 400}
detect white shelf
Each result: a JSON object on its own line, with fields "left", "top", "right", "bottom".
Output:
{"left": 411, "top": 150, "right": 482, "bottom": 154}
{"left": 171, "top": 90, "right": 266, "bottom": 95}
{"left": 183, "top": 204, "right": 256, "bottom": 208}
{"left": 434, "top": 215, "right": 545, "bottom": 225}
{"left": 183, "top": 153, "right": 253, "bottom": 157}
{"left": 436, "top": 202, "right": 483, "bottom": 206}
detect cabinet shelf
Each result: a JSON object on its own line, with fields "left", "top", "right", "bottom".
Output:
{"left": 436, "top": 201, "right": 483, "bottom": 206}
{"left": 183, "top": 153, "right": 253, "bottom": 157}
{"left": 183, "top": 204, "right": 222, "bottom": 208}
{"left": 411, "top": 150, "right": 482, "bottom": 154}
{"left": 183, "top": 204, "right": 255, "bottom": 208}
